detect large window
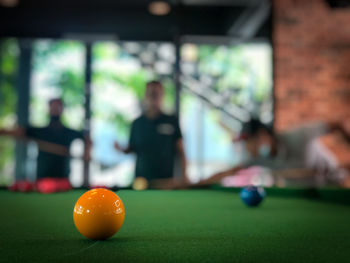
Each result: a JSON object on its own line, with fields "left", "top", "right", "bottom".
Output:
{"left": 0, "top": 38, "right": 273, "bottom": 187}
{"left": 90, "top": 41, "right": 176, "bottom": 187}
{"left": 180, "top": 42, "right": 273, "bottom": 182}
{"left": 0, "top": 39, "right": 19, "bottom": 186}
{"left": 30, "top": 40, "right": 85, "bottom": 128}
{"left": 30, "top": 39, "right": 86, "bottom": 186}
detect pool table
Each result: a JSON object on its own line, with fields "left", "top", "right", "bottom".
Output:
{"left": 1, "top": 188, "right": 350, "bottom": 263}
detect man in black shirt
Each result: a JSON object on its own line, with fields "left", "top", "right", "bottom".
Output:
{"left": 114, "top": 81, "right": 188, "bottom": 186}
{"left": 0, "top": 98, "right": 90, "bottom": 179}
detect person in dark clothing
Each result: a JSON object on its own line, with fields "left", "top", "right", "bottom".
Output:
{"left": 114, "top": 81, "right": 188, "bottom": 186}
{"left": 0, "top": 98, "right": 91, "bottom": 179}
{"left": 196, "top": 118, "right": 350, "bottom": 188}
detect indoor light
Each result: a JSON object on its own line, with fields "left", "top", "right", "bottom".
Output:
{"left": 148, "top": 1, "right": 171, "bottom": 16}
{"left": 0, "top": 0, "right": 19, "bottom": 8}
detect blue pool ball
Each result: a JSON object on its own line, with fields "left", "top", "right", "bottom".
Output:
{"left": 240, "top": 186, "right": 266, "bottom": 207}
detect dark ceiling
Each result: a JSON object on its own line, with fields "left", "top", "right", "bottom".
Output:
{"left": 326, "top": 0, "right": 350, "bottom": 8}
{"left": 0, "top": 0, "right": 272, "bottom": 42}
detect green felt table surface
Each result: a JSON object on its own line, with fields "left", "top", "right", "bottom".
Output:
{"left": 0, "top": 189, "right": 350, "bottom": 263}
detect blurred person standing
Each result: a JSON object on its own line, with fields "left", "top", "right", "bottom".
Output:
{"left": 114, "top": 81, "right": 188, "bottom": 186}
{"left": 0, "top": 98, "right": 91, "bottom": 179}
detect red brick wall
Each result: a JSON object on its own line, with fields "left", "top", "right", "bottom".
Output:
{"left": 273, "top": 0, "right": 350, "bottom": 132}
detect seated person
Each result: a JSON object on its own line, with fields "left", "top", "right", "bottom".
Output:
{"left": 197, "top": 119, "right": 350, "bottom": 188}
{"left": 0, "top": 98, "right": 91, "bottom": 179}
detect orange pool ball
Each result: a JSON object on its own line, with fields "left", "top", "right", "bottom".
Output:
{"left": 73, "top": 188, "right": 125, "bottom": 240}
